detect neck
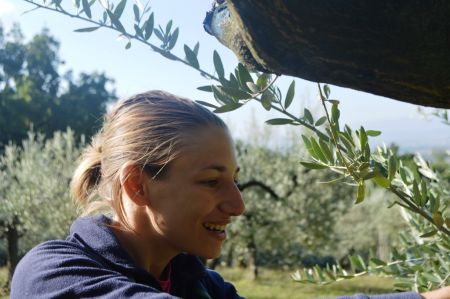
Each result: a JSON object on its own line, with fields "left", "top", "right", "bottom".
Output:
{"left": 111, "top": 218, "right": 178, "bottom": 279}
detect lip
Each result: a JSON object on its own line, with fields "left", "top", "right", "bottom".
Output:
{"left": 205, "top": 228, "right": 227, "bottom": 241}
{"left": 203, "top": 221, "right": 229, "bottom": 241}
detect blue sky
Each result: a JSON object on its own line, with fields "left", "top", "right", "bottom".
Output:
{"left": 1, "top": 0, "right": 448, "bottom": 152}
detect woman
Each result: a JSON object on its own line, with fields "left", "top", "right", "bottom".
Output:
{"left": 10, "top": 91, "right": 449, "bottom": 298}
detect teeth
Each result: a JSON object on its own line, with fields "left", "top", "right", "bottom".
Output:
{"left": 204, "top": 223, "right": 226, "bottom": 232}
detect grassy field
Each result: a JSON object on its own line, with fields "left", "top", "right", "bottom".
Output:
{"left": 0, "top": 266, "right": 395, "bottom": 299}
{"left": 218, "top": 267, "right": 395, "bottom": 299}
{"left": 0, "top": 267, "right": 8, "bottom": 299}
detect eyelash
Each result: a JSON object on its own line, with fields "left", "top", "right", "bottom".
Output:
{"left": 203, "top": 179, "right": 219, "bottom": 187}
{"left": 201, "top": 178, "right": 239, "bottom": 187}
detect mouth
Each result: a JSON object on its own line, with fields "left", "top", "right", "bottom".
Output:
{"left": 203, "top": 222, "right": 227, "bottom": 233}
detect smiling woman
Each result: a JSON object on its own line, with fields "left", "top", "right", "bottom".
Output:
{"left": 8, "top": 91, "right": 449, "bottom": 299}
{"left": 10, "top": 90, "right": 245, "bottom": 298}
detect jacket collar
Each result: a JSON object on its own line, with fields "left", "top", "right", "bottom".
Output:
{"left": 70, "top": 214, "right": 136, "bottom": 269}
{"left": 69, "top": 214, "right": 207, "bottom": 280}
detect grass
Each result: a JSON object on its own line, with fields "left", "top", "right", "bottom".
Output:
{"left": 0, "top": 267, "right": 8, "bottom": 299}
{"left": 218, "top": 266, "right": 395, "bottom": 299}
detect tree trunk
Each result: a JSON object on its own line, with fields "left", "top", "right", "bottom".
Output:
{"left": 248, "top": 236, "right": 258, "bottom": 280}
{"left": 226, "top": 244, "right": 234, "bottom": 267}
{"left": 225, "top": 0, "right": 450, "bottom": 108}
{"left": 6, "top": 219, "right": 19, "bottom": 286}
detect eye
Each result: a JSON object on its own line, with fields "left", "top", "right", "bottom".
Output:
{"left": 202, "top": 179, "right": 219, "bottom": 187}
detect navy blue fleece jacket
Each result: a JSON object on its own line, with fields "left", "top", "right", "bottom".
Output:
{"left": 11, "top": 215, "right": 422, "bottom": 299}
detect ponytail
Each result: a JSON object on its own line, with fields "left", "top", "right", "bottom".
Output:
{"left": 71, "top": 135, "right": 102, "bottom": 209}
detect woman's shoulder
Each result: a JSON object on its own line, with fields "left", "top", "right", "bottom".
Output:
{"left": 12, "top": 216, "right": 113, "bottom": 279}
{"left": 10, "top": 239, "right": 176, "bottom": 299}
{"left": 10, "top": 239, "right": 103, "bottom": 298}
{"left": 10, "top": 214, "right": 179, "bottom": 299}
{"left": 14, "top": 238, "right": 102, "bottom": 270}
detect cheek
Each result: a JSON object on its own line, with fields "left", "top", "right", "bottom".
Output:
{"left": 151, "top": 202, "right": 192, "bottom": 232}
{"left": 150, "top": 186, "right": 216, "bottom": 229}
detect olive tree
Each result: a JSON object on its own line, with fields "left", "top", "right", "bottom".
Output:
{"left": 0, "top": 130, "right": 81, "bottom": 283}
{"left": 225, "top": 131, "right": 354, "bottom": 279}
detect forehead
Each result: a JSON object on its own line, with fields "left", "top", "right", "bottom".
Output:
{"left": 174, "top": 127, "right": 237, "bottom": 173}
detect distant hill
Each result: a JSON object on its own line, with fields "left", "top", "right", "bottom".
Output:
{"left": 365, "top": 118, "right": 449, "bottom": 158}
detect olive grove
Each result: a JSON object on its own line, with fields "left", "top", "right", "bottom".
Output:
{"left": 0, "top": 23, "right": 114, "bottom": 288}
{"left": 13, "top": 0, "right": 450, "bottom": 292}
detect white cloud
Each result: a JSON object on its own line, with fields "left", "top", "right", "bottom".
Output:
{"left": 0, "top": 0, "right": 15, "bottom": 16}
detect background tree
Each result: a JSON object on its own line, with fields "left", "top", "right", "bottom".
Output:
{"left": 217, "top": 123, "right": 354, "bottom": 279}
{"left": 334, "top": 188, "right": 408, "bottom": 261}
{"left": 0, "top": 23, "right": 115, "bottom": 147}
{"left": 0, "top": 23, "right": 115, "bottom": 288}
{"left": 0, "top": 130, "right": 82, "bottom": 285}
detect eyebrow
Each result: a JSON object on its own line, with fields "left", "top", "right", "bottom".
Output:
{"left": 200, "top": 165, "right": 240, "bottom": 174}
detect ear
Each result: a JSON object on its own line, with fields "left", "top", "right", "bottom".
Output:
{"left": 119, "top": 161, "right": 148, "bottom": 206}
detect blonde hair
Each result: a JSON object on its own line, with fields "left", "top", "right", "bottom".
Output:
{"left": 71, "top": 90, "right": 226, "bottom": 228}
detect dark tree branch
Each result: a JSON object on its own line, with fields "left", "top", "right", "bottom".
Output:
{"left": 223, "top": 0, "right": 450, "bottom": 108}
{"left": 238, "top": 180, "right": 280, "bottom": 199}
{"left": 238, "top": 173, "right": 298, "bottom": 201}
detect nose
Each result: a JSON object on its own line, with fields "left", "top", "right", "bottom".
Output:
{"left": 219, "top": 182, "right": 245, "bottom": 216}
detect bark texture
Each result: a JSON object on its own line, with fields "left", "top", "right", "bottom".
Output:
{"left": 226, "top": 0, "right": 450, "bottom": 108}
{"left": 6, "top": 218, "right": 19, "bottom": 286}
